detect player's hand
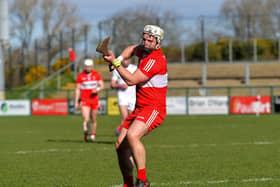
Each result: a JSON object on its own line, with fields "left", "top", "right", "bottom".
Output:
{"left": 118, "top": 84, "right": 128, "bottom": 90}
{"left": 104, "top": 50, "right": 115, "bottom": 63}
{"left": 92, "top": 88, "right": 98, "bottom": 94}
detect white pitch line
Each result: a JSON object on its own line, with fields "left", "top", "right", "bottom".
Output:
{"left": 111, "top": 177, "right": 280, "bottom": 187}
{"left": 146, "top": 140, "right": 278, "bottom": 149}
{"left": 15, "top": 148, "right": 90, "bottom": 154}
{"left": 13, "top": 140, "right": 279, "bottom": 155}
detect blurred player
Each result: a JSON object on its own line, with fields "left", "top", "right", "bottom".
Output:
{"left": 111, "top": 58, "right": 137, "bottom": 136}
{"left": 253, "top": 95, "right": 261, "bottom": 117}
{"left": 74, "top": 59, "right": 104, "bottom": 142}
{"left": 104, "top": 25, "right": 167, "bottom": 187}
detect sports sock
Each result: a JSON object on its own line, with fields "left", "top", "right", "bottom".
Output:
{"left": 123, "top": 176, "right": 133, "bottom": 187}
{"left": 137, "top": 168, "right": 147, "bottom": 182}
{"left": 91, "top": 133, "right": 96, "bottom": 136}
{"left": 117, "top": 125, "right": 122, "bottom": 132}
{"left": 83, "top": 122, "right": 88, "bottom": 132}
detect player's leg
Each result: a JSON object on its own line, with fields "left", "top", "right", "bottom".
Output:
{"left": 116, "top": 128, "right": 134, "bottom": 187}
{"left": 120, "top": 105, "right": 129, "bottom": 124}
{"left": 126, "top": 120, "right": 149, "bottom": 183}
{"left": 116, "top": 105, "right": 129, "bottom": 136}
{"left": 89, "top": 109, "right": 98, "bottom": 141}
{"left": 81, "top": 105, "right": 91, "bottom": 141}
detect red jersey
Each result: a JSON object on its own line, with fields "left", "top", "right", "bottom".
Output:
{"left": 135, "top": 48, "right": 168, "bottom": 108}
{"left": 76, "top": 70, "right": 102, "bottom": 102}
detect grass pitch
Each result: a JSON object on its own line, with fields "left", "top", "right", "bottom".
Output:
{"left": 0, "top": 115, "right": 280, "bottom": 187}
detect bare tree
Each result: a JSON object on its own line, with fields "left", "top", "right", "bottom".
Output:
{"left": 99, "top": 6, "right": 182, "bottom": 54}
{"left": 221, "top": 0, "right": 280, "bottom": 39}
{"left": 38, "top": 0, "right": 86, "bottom": 73}
{"left": 40, "top": 0, "right": 83, "bottom": 36}
{"left": 10, "top": 0, "right": 38, "bottom": 48}
{"left": 9, "top": 0, "right": 86, "bottom": 74}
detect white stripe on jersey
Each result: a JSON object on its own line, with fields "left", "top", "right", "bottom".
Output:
{"left": 146, "top": 110, "right": 159, "bottom": 128}
{"left": 80, "top": 81, "right": 98, "bottom": 89}
{"left": 140, "top": 73, "right": 168, "bottom": 88}
{"left": 143, "top": 59, "right": 156, "bottom": 72}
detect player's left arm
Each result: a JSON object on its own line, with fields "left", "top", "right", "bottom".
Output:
{"left": 116, "top": 66, "right": 149, "bottom": 86}
{"left": 92, "top": 80, "right": 104, "bottom": 94}
{"left": 97, "top": 80, "right": 104, "bottom": 91}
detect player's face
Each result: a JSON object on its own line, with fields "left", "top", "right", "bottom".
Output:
{"left": 142, "top": 33, "right": 157, "bottom": 50}
{"left": 84, "top": 65, "right": 92, "bottom": 73}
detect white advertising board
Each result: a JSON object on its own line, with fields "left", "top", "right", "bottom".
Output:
{"left": 188, "top": 96, "right": 228, "bottom": 115}
{"left": 166, "top": 96, "right": 186, "bottom": 115}
{"left": 0, "top": 100, "right": 31, "bottom": 116}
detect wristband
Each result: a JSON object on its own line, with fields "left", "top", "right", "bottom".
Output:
{"left": 117, "top": 56, "right": 124, "bottom": 62}
{"left": 112, "top": 59, "right": 121, "bottom": 68}
{"left": 97, "top": 87, "right": 100, "bottom": 91}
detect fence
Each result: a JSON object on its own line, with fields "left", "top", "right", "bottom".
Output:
{"left": 2, "top": 86, "right": 280, "bottom": 116}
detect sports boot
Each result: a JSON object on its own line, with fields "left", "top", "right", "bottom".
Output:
{"left": 135, "top": 179, "right": 150, "bottom": 187}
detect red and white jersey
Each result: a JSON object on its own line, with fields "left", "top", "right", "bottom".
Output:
{"left": 135, "top": 48, "right": 168, "bottom": 108}
{"left": 76, "top": 70, "right": 102, "bottom": 101}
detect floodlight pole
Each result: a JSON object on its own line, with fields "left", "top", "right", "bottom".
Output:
{"left": 0, "top": 0, "right": 9, "bottom": 100}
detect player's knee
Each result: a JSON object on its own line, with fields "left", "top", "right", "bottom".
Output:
{"left": 126, "top": 131, "right": 138, "bottom": 144}
{"left": 83, "top": 117, "right": 90, "bottom": 123}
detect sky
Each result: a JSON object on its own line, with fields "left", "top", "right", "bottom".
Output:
{"left": 6, "top": 0, "right": 227, "bottom": 47}
{"left": 67, "top": 0, "right": 226, "bottom": 22}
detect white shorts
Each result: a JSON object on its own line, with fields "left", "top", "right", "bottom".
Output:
{"left": 118, "top": 95, "right": 136, "bottom": 111}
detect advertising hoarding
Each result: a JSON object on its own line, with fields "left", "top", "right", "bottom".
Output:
{"left": 0, "top": 100, "right": 30, "bottom": 116}
{"left": 32, "top": 99, "right": 68, "bottom": 115}
{"left": 188, "top": 96, "right": 228, "bottom": 115}
{"left": 230, "top": 96, "right": 271, "bottom": 114}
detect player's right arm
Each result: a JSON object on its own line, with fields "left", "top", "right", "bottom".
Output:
{"left": 111, "top": 79, "right": 118, "bottom": 89}
{"left": 119, "top": 45, "right": 138, "bottom": 60}
{"left": 74, "top": 83, "right": 81, "bottom": 109}
{"left": 111, "top": 79, "right": 128, "bottom": 90}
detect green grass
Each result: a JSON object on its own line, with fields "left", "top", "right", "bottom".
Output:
{"left": 1, "top": 115, "right": 280, "bottom": 187}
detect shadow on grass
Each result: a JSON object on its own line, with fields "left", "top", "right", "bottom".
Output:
{"left": 46, "top": 139, "right": 115, "bottom": 145}
{"left": 47, "top": 139, "right": 84, "bottom": 143}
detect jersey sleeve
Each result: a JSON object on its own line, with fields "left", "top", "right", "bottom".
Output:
{"left": 139, "top": 57, "right": 161, "bottom": 78}
{"left": 111, "top": 70, "right": 118, "bottom": 81}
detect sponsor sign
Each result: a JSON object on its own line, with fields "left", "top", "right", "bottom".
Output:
{"left": 230, "top": 96, "right": 271, "bottom": 114}
{"left": 0, "top": 100, "right": 30, "bottom": 116}
{"left": 166, "top": 96, "right": 186, "bottom": 115}
{"left": 188, "top": 96, "right": 228, "bottom": 115}
{"left": 32, "top": 99, "right": 68, "bottom": 115}
{"left": 108, "top": 97, "right": 119, "bottom": 115}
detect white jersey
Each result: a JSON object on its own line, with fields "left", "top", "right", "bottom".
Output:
{"left": 112, "top": 64, "right": 137, "bottom": 110}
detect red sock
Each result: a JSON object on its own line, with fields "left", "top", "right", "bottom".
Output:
{"left": 91, "top": 133, "right": 96, "bottom": 136}
{"left": 123, "top": 176, "right": 133, "bottom": 187}
{"left": 117, "top": 125, "right": 122, "bottom": 132}
{"left": 137, "top": 168, "right": 147, "bottom": 182}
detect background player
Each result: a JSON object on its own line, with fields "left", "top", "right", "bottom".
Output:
{"left": 111, "top": 58, "right": 137, "bottom": 136}
{"left": 105, "top": 25, "right": 167, "bottom": 187}
{"left": 74, "top": 59, "right": 104, "bottom": 142}
{"left": 253, "top": 95, "right": 261, "bottom": 117}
